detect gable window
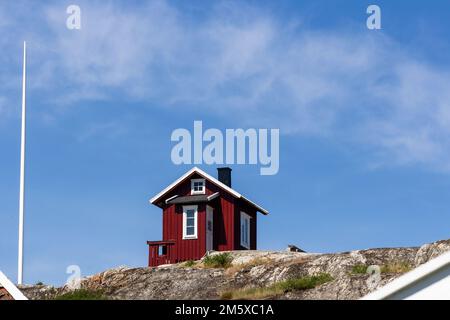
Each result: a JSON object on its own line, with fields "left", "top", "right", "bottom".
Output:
{"left": 240, "top": 212, "right": 251, "bottom": 249}
{"left": 183, "top": 205, "right": 198, "bottom": 239}
{"left": 191, "top": 179, "right": 205, "bottom": 195}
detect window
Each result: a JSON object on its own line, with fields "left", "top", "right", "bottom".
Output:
{"left": 191, "top": 179, "right": 205, "bottom": 195}
{"left": 240, "top": 212, "right": 251, "bottom": 249}
{"left": 158, "top": 245, "right": 167, "bottom": 256}
{"left": 183, "top": 205, "right": 198, "bottom": 239}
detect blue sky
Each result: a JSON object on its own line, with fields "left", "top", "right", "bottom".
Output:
{"left": 1, "top": 0, "right": 450, "bottom": 285}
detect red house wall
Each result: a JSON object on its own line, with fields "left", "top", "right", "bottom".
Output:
{"left": 206, "top": 179, "right": 236, "bottom": 252}
{"left": 160, "top": 173, "right": 237, "bottom": 262}
{"left": 162, "top": 203, "right": 206, "bottom": 262}
{"left": 156, "top": 172, "right": 258, "bottom": 264}
{"left": 234, "top": 200, "right": 258, "bottom": 250}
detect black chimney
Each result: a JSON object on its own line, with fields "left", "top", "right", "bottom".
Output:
{"left": 217, "top": 167, "right": 232, "bottom": 187}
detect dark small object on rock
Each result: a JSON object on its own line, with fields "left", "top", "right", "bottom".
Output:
{"left": 286, "top": 245, "right": 305, "bottom": 253}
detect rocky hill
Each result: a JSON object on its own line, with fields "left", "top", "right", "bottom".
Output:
{"left": 21, "top": 239, "right": 450, "bottom": 300}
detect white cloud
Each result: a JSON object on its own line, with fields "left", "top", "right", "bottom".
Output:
{"left": 41, "top": 0, "right": 183, "bottom": 99}
{"left": 1, "top": 1, "right": 450, "bottom": 171}
{"left": 76, "top": 121, "right": 127, "bottom": 142}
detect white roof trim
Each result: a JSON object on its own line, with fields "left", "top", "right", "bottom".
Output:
{"left": 241, "top": 196, "right": 269, "bottom": 215}
{"left": 150, "top": 167, "right": 240, "bottom": 202}
{"left": 150, "top": 167, "right": 269, "bottom": 215}
{"left": 361, "top": 250, "right": 450, "bottom": 300}
{"left": 0, "top": 271, "right": 28, "bottom": 300}
{"left": 207, "top": 192, "right": 220, "bottom": 201}
{"left": 165, "top": 194, "right": 179, "bottom": 204}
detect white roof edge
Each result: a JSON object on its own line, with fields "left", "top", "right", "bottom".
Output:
{"left": 150, "top": 167, "right": 240, "bottom": 203}
{"left": 361, "top": 249, "right": 450, "bottom": 300}
{"left": 150, "top": 167, "right": 199, "bottom": 203}
{"left": 0, "top": 271, "right": 28, "bottom": 300}
{"left": 207, "top": 192, "right": 220, "bottom": 201}
{"left": 165, "top": 194, "right": 179, "bottom": 204}
{"left": 149, "top": 167, "right": 269, "bottom": 214}
{"left": 241, "top": 196, "right": 269, "bottom": 215}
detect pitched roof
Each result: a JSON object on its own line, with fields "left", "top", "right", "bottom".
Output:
{"left": 361, "top": 250, "right": 450, "bottom": 300}
{"left": 150, "top": 167, "right": 269, "bottom": 215}
{"left": 0, "top": 271, "right": 28, "bottom": 300}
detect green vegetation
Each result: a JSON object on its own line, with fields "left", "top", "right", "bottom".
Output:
{"left": 380, "top": 261, "right": 412, "bottom": 274}
{"left": 203, "top": 253, "right": 233, "bottom": 268}
{"left": 183, "top": 260, "right": 196, "bottom": 267}
{"left": 222, "top": 286, "right": 283, "bottom": 300}
{"left": 35, "top": 281, "right": 44, "bottom": 286}
{"left": 351, "top": 264, "right": 368, "bottom": 274}
{"left": 276, "top": 273, "right": 334, "bottom": 291}
{"left": 220, "top": 291, "right": 234, "bottom": 300}
{"left": 350, "top": 261, "right": 412, "bottom": 275}
{"left": 54, "top": 289, "right": 108, "bottom": 300}
{"left": 221, "top": 273, "right": 334, "bottom": 300}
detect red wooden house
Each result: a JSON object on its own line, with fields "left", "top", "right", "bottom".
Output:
{"left": 147, "top": 167, "right": 269, "bottom": 266}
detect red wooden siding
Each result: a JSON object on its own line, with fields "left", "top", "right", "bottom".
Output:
{"left": 148, "top": 171, "right": 261, "bottom": 266}
{"left": 162, "top": 203, "right": 207, "bottom": 262}
{"left": 235, "top": 200, "right": 258, "bottom": 250}
{"left": 206, "top": 180, "right": 236, "bottom": 252}
{"left": 147, "top": 240, "right": 175, "bottom": 266}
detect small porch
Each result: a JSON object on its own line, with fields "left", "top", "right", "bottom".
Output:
{"left": 147, "top": 240, "right": 176, "bottom": 267}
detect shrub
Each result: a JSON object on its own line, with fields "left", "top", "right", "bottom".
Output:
{"left": 203, "top": 253, "right": 233, "bottom": 268}
{"left": 54, "top": 289, "right": 108, "bottom": 300}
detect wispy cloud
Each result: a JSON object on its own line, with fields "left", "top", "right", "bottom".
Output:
{"left": 76, "top": 121, "right": 127, "bottom": 142}
{"left": 1, "top": 0, "right": 450, "bottom": 171}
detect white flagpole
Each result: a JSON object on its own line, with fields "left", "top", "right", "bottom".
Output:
{"left": 18, "top": 41, "right": 27, "bottom": 285}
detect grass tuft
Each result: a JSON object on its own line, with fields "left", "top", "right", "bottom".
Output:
{"left": 380, "top": 261, "right": 412, "bottom": 274}
{"left": 183, "top": 260, "right": 196, "bottom": 267}
{"left": 54, "top": 289, "right": 108, "bottom": 300}
{"left": 276, "top": 273, "right": 334, "bottom": 291}
{"left": 351, "top": 264, "right": 368, "bottom": 274}
{"left": 350, "top": 261, "right": 412, "bottom": 275}
{"left": 203, "top": 253, "right": 233, "bottom": 269}
{"left": 221, "top": 273, "right": 334, "bottom": 300}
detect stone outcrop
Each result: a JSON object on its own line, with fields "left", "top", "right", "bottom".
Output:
{"left": 21, "top": 238, "right": 450, "bottom": 300}
{"left": 414, "top": 239, "right": 450, "bottom": 265}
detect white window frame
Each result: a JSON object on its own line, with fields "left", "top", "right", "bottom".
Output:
{"left": 191, "top": 178, "right": 206, "bottom": 195}
{"left": 240, "top": 211, "right": 251, "bottom": 249}
{"left": 183, "top": 205, "right": 198, "bottom": 239}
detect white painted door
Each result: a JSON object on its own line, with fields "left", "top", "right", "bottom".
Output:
{"left": 206, "top": 206, "right": 214, "bottom": 251}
